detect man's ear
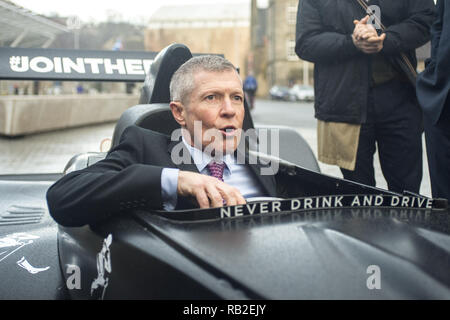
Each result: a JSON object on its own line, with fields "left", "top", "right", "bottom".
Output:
{"left": 170, "top": 101, "right": 186, "bottom": 126}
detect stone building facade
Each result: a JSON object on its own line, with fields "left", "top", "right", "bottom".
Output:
{"left": 251, "top": 0, "right": 314, "bottom": 95}
{"left": 144, "top": 3, "right": 250, "bottom": 77}
{"left": 266, "top": 0, "right": 313, "bottom": 87}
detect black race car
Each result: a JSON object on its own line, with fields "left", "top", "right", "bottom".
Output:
{"left": 0, "top": 44, "right": 449, "bottom": 300}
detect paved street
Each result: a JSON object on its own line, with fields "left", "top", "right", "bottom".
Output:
{"left": 0, "top": 98, "right": 431, "bottom": 196}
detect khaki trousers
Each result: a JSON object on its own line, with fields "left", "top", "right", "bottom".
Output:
{"left": 317, "top": 120, "right": 360, "bottom": 171}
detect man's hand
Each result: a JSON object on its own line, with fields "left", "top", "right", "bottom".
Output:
{"left": 353, "top": 15, "right": 377, "bottom": 40}
{"left": 352, "top": 15, "right": 386, "bottom": 54}
{"left": 177, "top": 171, "right": 246, "bottom": 208}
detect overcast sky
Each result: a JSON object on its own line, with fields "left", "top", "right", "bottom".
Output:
{"left": 12, "top": 0, "right": 253, "bottom": 24}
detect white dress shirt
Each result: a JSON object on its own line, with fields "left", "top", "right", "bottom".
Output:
{"left": 161, "top": 137, "right": 265, "bottom": 210}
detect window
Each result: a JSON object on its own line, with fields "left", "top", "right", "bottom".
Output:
{"left": 287, "top": 2, "right": 297, "bottom": 25}
{"left": 287, "top": 39, "right": 298, "bottom": 61}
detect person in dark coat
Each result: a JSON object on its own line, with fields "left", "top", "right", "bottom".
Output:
{"left": 416, "top": 0, "right": 450, "bottom": 201}
{"left": 295, "top": 0, "right": 435, "bottom": 194}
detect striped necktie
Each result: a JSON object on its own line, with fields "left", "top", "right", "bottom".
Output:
{"left": 207, "top": 161, "right": 226, "bottom": 181}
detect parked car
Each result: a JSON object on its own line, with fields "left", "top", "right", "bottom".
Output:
{"left": 269, "top": 85, "right": 291, "bottom": 101}
{"left": 289, "top": 84, "right": 314, "bottom": 102}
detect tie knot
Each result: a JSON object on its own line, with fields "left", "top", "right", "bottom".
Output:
{"left": 207, "top": 161, "right": 226, "bottom": 181}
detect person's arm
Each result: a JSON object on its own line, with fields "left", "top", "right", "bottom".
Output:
{"left": 381, "top": 0, "right": 436, "bottom": 55}
{"left": 47, "top": 125, "right": 247, "bottom": 226}
{"left": 46, "top": 126, "right": 164, "bottom": 227}
{"left": 295, "top": 0, "right": 361, "bottom": 63}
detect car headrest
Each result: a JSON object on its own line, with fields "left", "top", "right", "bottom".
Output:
{"left": 111, "top": 104, "right": 177, "bottom": 147}
{"left": 139, "top": 43, "right": 193, "bottom": 104}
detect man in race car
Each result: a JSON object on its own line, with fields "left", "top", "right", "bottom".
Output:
{"left": 46, "top": 55, "right": 277, "bottom": 226}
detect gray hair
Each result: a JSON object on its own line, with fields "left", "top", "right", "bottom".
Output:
{"left": 169, "top": 55, "right": 239, "bottom": 105}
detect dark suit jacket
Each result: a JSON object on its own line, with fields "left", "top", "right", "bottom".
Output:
{"left": 417, "top": 0, "right": 449, "bottom": 124}
{"left": 46, "top": 125, "right": 277, "bottom": 227}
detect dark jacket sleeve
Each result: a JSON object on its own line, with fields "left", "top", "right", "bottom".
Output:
{"left": 429, "top": 0, "right": 444, "bottom": 63}
{"left": 46, "top": 126, "right": 164, "bottom": 227}
{"left": 382, "top": 0, "right": 435, "bottom": 54}
{"left": 295, "top": 0, "right": 361, "bottom": 63}
{"left": 416, "top": 0, "right": 448, "bottom": 124}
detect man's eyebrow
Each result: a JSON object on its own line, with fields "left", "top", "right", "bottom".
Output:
{"left": 231, "top": 89, "right": 244, "bottom": 95}
{"left": 200, "top": 88, "right": 243, "bottom": 95}
{"left": 200, "top": 89, "right": 221, "bottom": 96}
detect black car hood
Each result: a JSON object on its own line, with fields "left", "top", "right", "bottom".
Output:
{"left": 135, "top": 206, "right": 450, "bottom": 299}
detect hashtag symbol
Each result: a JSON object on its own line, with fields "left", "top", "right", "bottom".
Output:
{"left": 9, "top": 56, "right": 21, "bottom": 67}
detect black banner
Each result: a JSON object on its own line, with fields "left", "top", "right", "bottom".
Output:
{"left": 0, "top": 47, "right": 158, "bottom": 82}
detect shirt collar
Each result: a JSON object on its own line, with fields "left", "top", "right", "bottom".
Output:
{"left": 182, "top": 136, "right": 235, "bottom": 173}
